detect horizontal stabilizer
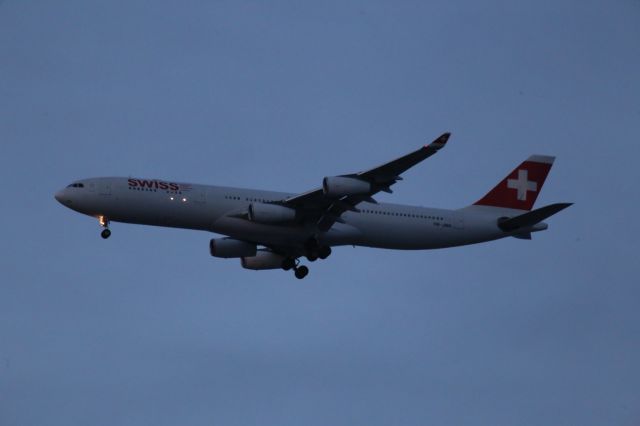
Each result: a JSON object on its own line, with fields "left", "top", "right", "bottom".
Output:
{"left": 512, "top": 232, "right": 532, "bottom": 240}
{"left": 498, "top": 203, "right": 572, "bottom": 232}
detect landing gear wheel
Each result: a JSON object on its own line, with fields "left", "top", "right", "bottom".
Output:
{"left": 281, "top": 258, "right": 296, "bottom": 271}
{"left": 306, "top": 252, "right": 318, "bottom": 262}
{"left": 101, "top": 229, "right": 111, "bottom": 239}
{"left": 318, "top": 246, "right": 332, "bottom": 259}
{"left": 294, "top": 265, "right": 309, "bottom": 279}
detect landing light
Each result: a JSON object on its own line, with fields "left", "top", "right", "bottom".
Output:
{"left": 182, "top": 198, "right": 187, "bottom": 202}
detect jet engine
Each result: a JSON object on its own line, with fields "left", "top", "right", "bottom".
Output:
{"left": 210, "top": 238, "right": 257, "bottom": 258}
{"left": 241, "top": 250, "right": 286, "bottom": 270}
{"left": 322, "top": 176, "right": 371, "bottom": 197}
{"left": 248, "top": 203, "right": 296, "bottom": 224}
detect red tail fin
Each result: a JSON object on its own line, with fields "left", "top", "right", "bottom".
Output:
{"left": 474, "top": 155, "right": 555, "bottom": 211}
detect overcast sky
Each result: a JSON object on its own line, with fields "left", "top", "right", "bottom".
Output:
{"left": 1, "top": 1, "right": 639, "bottom": 425}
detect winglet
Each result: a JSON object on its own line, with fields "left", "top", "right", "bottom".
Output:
{"left": 426, "top": 132, "right": 451, "bottom": 150}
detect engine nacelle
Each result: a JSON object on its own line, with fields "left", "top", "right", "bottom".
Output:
{"left": 248, "top": 203, "right": 296, "bottom": 224}
{"left": 241, "top": 250, "right": 286, "bottom": 270}
{"left": 322, "top": 176, "right": 371, "bottom": 197}
{"left": 210, "top": 238, "right": 257, "bottom": 258}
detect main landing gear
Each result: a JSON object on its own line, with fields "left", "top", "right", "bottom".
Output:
{"left": 304, "top": 246, "right": 331, "bottom": 262}
{"left": 99, "top": 216, "right": 111, "bottom": 239}
{"left": 280, "top": 244, "right": 332, "bottom": 280}
{"left": 304, "top": 239, "right": 332, "bottom": 262}
{"left": 294, "top": 265, "right": 309, "bottom": 280}
{"left": 281, "top": 257, "right": 309, "bottom": 280}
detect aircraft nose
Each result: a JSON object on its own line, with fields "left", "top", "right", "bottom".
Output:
{"left": 54, "top": 189, "right": 69, "bottom": 205}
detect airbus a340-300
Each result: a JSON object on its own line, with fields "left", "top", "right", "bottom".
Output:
{"left": 55, "top": 133, "right": 571, "bottom": 279}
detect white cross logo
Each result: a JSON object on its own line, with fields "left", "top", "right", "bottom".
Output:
{"left": 507, "top": 169, "right": 537, "bottom": 201}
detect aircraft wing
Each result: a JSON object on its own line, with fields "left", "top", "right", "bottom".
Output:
{"left": 281, "top": 132, "right": 450, "bottom": 231}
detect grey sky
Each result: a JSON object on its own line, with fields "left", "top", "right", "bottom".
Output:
{"left": 1, "top": 1, "right": 639, "bottom": 425}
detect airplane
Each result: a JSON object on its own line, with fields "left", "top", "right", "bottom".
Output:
{"left": 54, "top": 133, "right": 571, "bottom": 279}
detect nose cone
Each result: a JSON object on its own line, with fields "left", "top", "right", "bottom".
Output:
{"left": 54, "top": 188, "right": 72, "bottom": 206}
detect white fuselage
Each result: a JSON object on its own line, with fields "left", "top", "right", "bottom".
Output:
{"left": 55, "top": 177, "right": 526, "bottom": 251}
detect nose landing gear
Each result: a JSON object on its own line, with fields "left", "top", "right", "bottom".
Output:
{"left": 99, "top": 216, "right": 111, "bottom": 239}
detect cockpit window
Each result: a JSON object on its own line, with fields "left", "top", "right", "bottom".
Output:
{"left": 67, "top": 183, "right": 85, "bottom": 188}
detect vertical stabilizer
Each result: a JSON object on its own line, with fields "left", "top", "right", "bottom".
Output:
{"left": 473, "top": 155, "right": 554, "bottom": 211}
